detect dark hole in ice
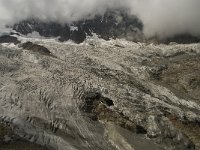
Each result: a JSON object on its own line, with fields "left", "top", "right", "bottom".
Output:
{"left": 103, "top": 98, "right": 114, "bottom": 106}
{"left": 136, "top": 125, "right": 147, "bottom": 134}
{"left": 81, "top": 90, "right": 101, "bottom": 113}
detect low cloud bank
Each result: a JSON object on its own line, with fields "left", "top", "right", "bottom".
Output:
{"left": 0, "top": 0, "right": 200, "bottom": 38}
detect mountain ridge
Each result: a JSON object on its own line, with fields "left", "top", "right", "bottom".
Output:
{"left": 11, "top": 9, "right": 200, "bottom": 44}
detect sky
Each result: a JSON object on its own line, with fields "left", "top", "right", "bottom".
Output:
{"left": 0, "top": 0, "right": 200, "bottom": 38}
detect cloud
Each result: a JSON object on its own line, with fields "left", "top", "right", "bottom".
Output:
{"left": 128, "top": 0, "right": 200, "bottom": 38}
{"left": 0, "top": 0, "right": 127, "bottom": 24}
{"left": 0, "top": 0, "right": 200, "bottom": 38}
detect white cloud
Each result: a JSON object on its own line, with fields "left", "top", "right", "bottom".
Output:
{"left": 0, "top": 0, "right": 200, "bottom": 38}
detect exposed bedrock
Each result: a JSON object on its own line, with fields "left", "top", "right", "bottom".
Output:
{"left": 11, "top": 10, "right": 200, "bottom": 44}
{"left": 12, "top": 10, "right": 144, "bottom": 43}
{"left": 0, "top": 35, "right": 20, "bottom": 45}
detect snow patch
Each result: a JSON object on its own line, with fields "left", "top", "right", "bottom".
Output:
{"left": 26, "top": 31, "right": 45, "bottom": 39}
{"left": 70, "top": 26, "right": 78, "bottom": 31}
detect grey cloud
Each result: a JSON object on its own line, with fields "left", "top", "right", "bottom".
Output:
{"left": 0, "top": 0, "right": 200, "bottom": 38}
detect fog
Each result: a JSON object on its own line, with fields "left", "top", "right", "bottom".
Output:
{"left": 0, "top": 0, "right": 200, "bottom": 38}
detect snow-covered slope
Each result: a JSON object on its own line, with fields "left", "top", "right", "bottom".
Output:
{"left": 0, "top": 35, "right": 200, "bottom": 149}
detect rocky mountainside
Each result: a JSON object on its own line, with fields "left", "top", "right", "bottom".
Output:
{"left": 12, "top": 10, "right": 144, "bottom": 44}
{"left": 0, "top": 35, "right": 200, "bottom": 149}
{"left": 11, "top": 9, "right": 200, "bottom": 44}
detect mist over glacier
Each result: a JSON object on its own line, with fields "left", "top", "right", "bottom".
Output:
{"left": 0, "top": 0, "right": 200, "bottom": 38}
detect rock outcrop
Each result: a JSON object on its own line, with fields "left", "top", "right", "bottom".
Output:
{"left": 20, "top": 42, "right": 52, "bottom": 56}
{"left": 0, "top": 35, "right": 20, "bottom": 45}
